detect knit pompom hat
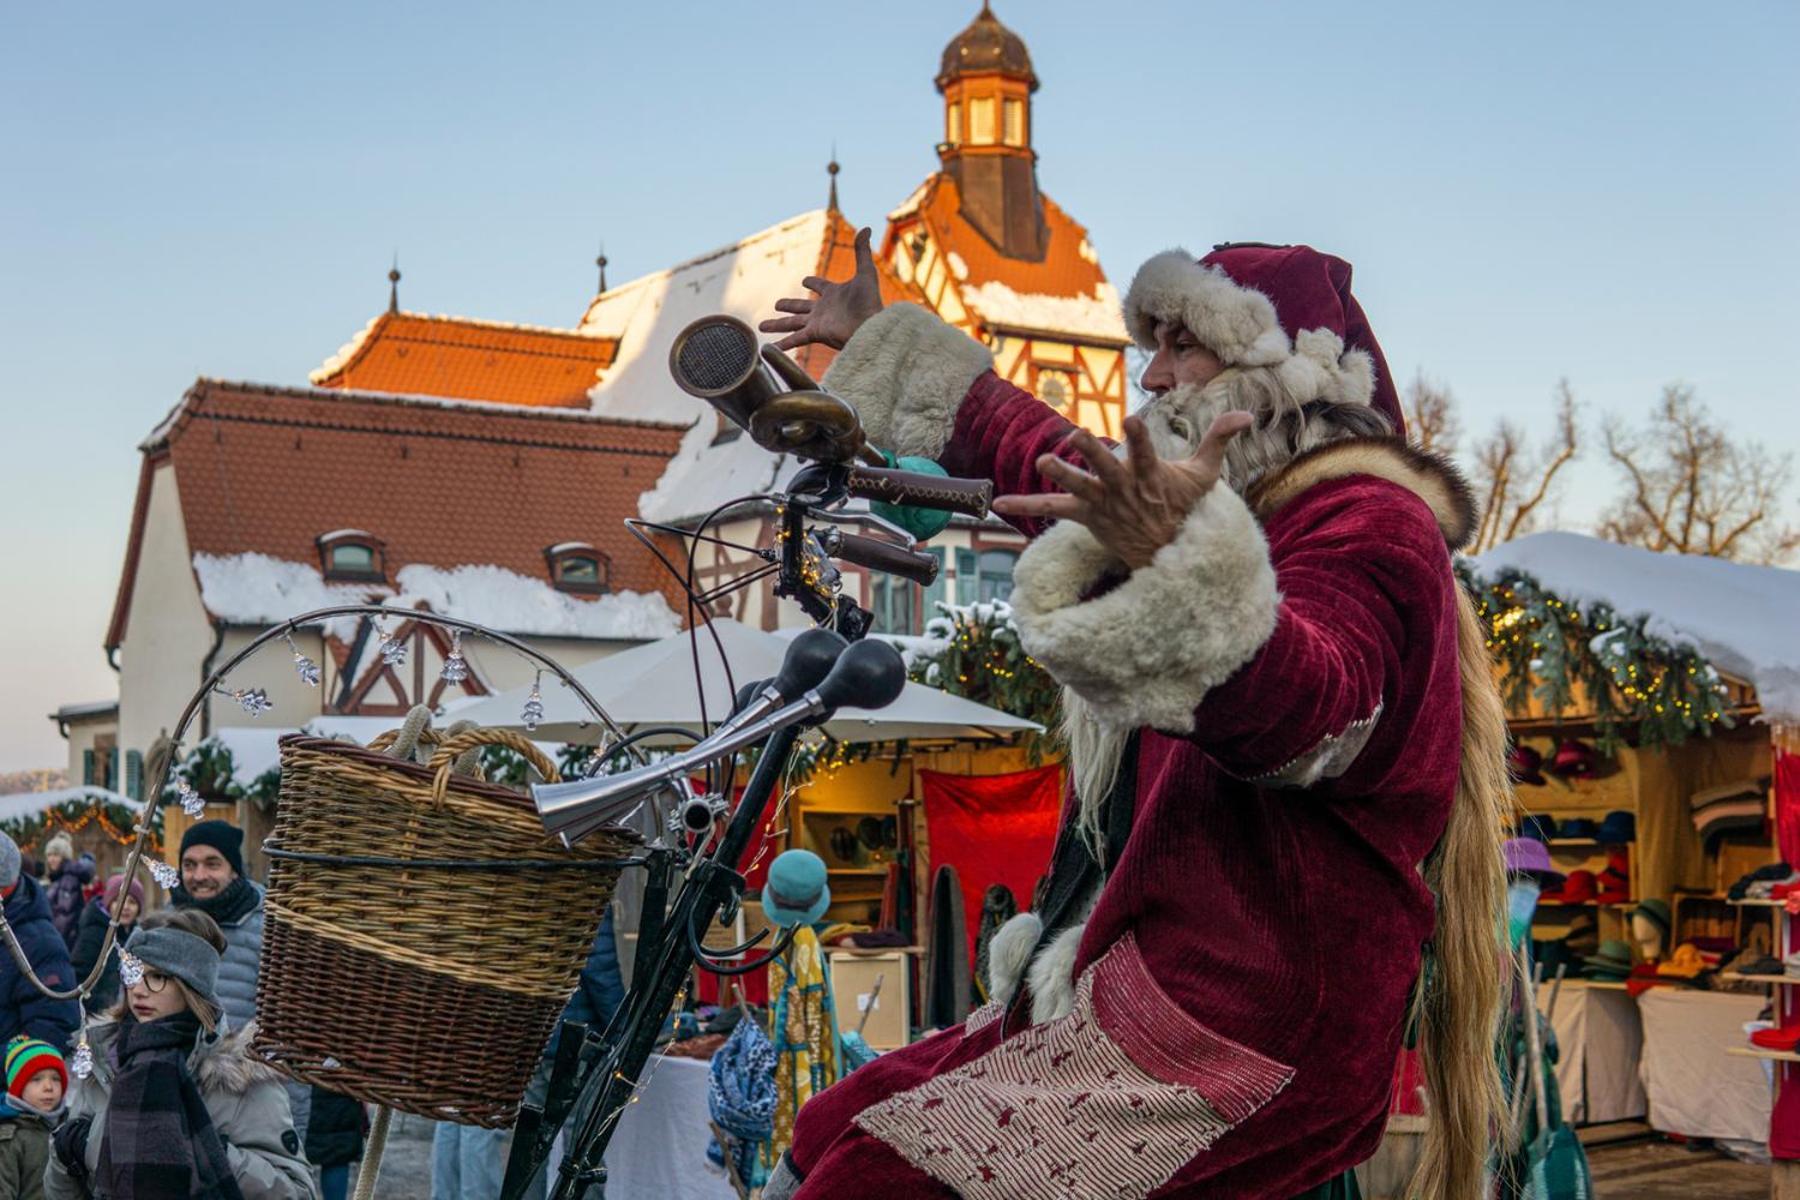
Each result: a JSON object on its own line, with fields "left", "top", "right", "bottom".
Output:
{"left": 1121, "top": 242, "right": 1403, "bottom": 435}
{"left": 5, "top": 1036, "right": 67, "bottom": 1103}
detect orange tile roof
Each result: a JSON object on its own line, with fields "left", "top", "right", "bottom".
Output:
{"left": 310, "top": 312, "right": 620, "bottom": 408}
{"left": 885, "top": 173, "right": 1125, "bottom": 343}
{"left": 107, "top": 380, "right": 687, "bottom": 649}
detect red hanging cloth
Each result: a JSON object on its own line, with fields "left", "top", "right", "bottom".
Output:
{"left": 919, "top": 765, "right": 1063, "bottom": 965}
{"left": 1776, "top": 744, "right": 1800, "bottom": 869}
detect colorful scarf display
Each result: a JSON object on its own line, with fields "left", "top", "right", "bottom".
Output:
{"left": 768, "top": 926, "right": 840, "bottom": 1161}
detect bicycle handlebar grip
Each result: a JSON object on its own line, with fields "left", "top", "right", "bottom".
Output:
{"left": 830, "top": 533, "right": 942, "bottom": 587}
{"left": 847, "top": 466, "right": 993, "bottom": 519}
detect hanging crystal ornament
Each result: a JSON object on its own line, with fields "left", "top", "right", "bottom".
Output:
{"left": 148, "top": 861, "right": 180, "bottom": 889}
{"left": 379, "top": 622, "right": 408, "bottom": 668}
{"left": 522, "top": 672, "right": 545, "bottom": 731}
{"left": 213, "top": 685, "right": 272, "bottom": 717}
{"left": 284, "top": 631, "right": 321, "bottom": 688}
{"left": 177, "top": 779, "right": 205, "bottom": 818}
{"left": 118, "top": 950, "right": 145, "bottom": 989}
{"left": 71, "top": 1031, "right": 93, "bottom": 1080}
{"left": 441, "top": 630, "right": 469, "bottom": 685}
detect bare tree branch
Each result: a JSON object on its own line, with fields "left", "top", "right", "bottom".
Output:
{"left": 1598, "top": 384, "right": 1797, "bottom": 563}
{"left": 1405, "top": 372, "right": 1460, "bottom": 456}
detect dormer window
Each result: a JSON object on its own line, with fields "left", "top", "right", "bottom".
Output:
{"left": 318, "top": 530, "right": 385, "bottom": 582}
{"left": 546, "top": 542, "right": 611, "bottom": 594}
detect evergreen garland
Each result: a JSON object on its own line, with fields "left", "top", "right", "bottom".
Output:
{"left": 1456, "top": 561, "right": 1733, "bottom": 752}
{"left": 905, "top": 600, "right": 1062, "bottom": 758}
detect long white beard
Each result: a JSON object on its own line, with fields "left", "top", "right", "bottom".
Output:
{"left": 1059, "top": 368, "right": 1390, "bottom": 846}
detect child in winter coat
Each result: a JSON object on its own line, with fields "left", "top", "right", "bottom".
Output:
{"left": 45, "top": 908, "right": 318, "bottom": 1200}
{"left": 0, "top": 1036, "right": 66, "bottom": 1200}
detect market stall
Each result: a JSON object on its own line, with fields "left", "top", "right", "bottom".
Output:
{"left": 1473, "top": 531, "right": 1800, "bottom": 1170}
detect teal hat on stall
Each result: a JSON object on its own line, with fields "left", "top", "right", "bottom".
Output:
{"left": 764, "top": 850, "right": 831, "bottom": 928}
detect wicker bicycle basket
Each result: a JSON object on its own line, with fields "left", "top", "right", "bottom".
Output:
{"left": 252, "top": 726, "right": 639, "bottom": 1128}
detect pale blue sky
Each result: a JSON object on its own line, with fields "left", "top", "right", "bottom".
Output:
{"left": 2, "top": 1, "right": 1795, "bottom": 769}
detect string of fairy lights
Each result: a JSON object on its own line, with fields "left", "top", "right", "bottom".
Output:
{"left": 1457, "top": 562, "right": 1732, "bottom": 752}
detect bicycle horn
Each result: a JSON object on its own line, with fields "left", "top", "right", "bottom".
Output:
{"left": 668, "top": 315, "right": 871, "bottom": 464}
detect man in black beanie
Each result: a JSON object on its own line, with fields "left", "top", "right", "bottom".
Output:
{"left": 170, "top": 818, "right": 309, "bottom": 1138}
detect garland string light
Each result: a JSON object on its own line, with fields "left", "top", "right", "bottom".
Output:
{"left": 1456, "top": 562, "right": 1732, "bottom": 752}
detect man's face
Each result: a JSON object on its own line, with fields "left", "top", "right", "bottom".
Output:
{"left": 180, "top": 846, "right": 235, "bottom": 899}
{"left": 1139, "top": 320, "right": 1226, "bottom": 396}
{"left": 20, "top": 1068, "right": 62, "bottom": 1113}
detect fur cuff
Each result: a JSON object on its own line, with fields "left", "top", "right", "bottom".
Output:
{"left": 1027, "top": 922, "right": 1085, "bottom": 1025}
{"left": 820, "top": 303, "right": 993, "bottom": 459}
{"left": 1011, "top": 488, "right": 1279, "bottom": 734}
{"left": 1122, "top": 250, "right": 1374, "bottom": 406}
{"left": 986, "top": 911, "right": 1041, "bottom": 1008}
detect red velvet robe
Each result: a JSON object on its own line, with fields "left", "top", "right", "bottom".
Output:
{"left": 787, "top": 312, "right": 1474, "bottom": 1199}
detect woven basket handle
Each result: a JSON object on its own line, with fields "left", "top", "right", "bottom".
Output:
{"left": 425, "top": 727, "right": 561, "bottom": 805}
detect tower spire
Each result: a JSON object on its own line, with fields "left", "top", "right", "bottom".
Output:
{"left": 387, "top": 254, "right": 401, "bottom": 314}
{"left": 827, "top": 150, "right": 840, "bottom": 212}
{"left": 595, "top": 241, "right": 608, "bottom": 293}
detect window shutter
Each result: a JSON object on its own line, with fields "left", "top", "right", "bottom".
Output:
{"left": 110, "top": 747, "right": 122, "bottom": 793}
{"left": 955, "top": 549, "right": 978, "bottom": 607}
{"left": 81, "top": 749, "right": 95, "bottom": 786}
{"left": 924, "top": 548, "right": 947, "bottom": 618}
{"left": 125, "top": 750, "right": 143, "bottom": 801}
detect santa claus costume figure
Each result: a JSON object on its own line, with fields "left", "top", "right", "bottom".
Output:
{"left": 758, "top": 237, "right": 1511, "bottom": 1200}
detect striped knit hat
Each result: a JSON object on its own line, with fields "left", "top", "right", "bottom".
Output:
{"left": 5, "top": 1036, "right": 67, "bottom": 1102}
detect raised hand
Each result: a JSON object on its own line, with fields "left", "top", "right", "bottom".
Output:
{"left": 991, "top": 412, "right": 1253, "bottom": 569}
{"left": 759, "top": 226, "right": 885, "bottom": 352}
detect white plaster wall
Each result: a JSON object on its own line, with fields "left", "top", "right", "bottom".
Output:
{"left": 117, "top": 465, "right": 216, "bottom": 760}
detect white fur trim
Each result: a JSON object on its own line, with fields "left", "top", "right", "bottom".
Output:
{"left": 1122, "top": 249, "right": 1289, "bottom": 365}
{"left": 985, "top": 911, "right": 1041, "bottom": 1008}
{"left": 1010, "top": 488, "right": 1280, "bottom": 734}
{"left": 1122, "top": 250, "right": 1374, "bottom": 407}
{"left": 1027, "top": 921, "right": 1085, "bottom": 1024}
{"left": 820, "top": 302, "right": 994, "bottom": 459}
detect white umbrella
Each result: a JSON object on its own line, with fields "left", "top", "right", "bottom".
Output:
{"left": 455, "top": 618, "right": 1041, "bottom": 745}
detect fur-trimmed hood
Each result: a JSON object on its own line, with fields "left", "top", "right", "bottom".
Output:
{"left": 1247, "top": 436, "right": 1477, "bottom": 552}
{"left": 82, "top": 1015, "right": 282, "bottom": 1096}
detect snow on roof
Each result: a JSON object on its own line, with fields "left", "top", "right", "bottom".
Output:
{"left": 888, "top": 179, "right": 931, "bottom": 222}
{"left": 192, "top": 552, "right": 680, "bottom": 642}
{"left": 311, "top": 313, "right": 382, "bottom": 382}
{"left": 1471, "top": 531, "right": 1800, "bottom": 721}
{"left": 0, "top": 786, "right": 143, "bottom": 825}
{"left": 580, "top": 209, "right": 834, "bottom": 523}
{"left": 51, "top": 699, "right": 118, "bottom": 721}
{"left": 959, "top": 280, "right": 1128, "bottom": 343}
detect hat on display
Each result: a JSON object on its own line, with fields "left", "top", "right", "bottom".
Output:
{"left": 764, "top": 850, "right": 832, "bottom": 928}
{"left": 1563, "top": 912, "right": 1600, "bottom": 960}
{"left": 1596, "top": 869, "right": 1631, "bottom": 905}
{"left": 1583, "top": 939, "right": 1634, "bottom": 980}
{"left": 1517, "top": 815, "right": 1557, "bottom": 845}
{"left": 1553, "top": 869, "right": 1598, "bottom": 905}
{"left": 1121, "top": 243, "right": 1404, "bottom": 432}
{"left": 1558, "top": 817, "right": 1599, "bottom": 841}
{"left": 1547, "top": 739, "right": 1600, "bottom": 779}
{"left": 1656, "top": 943, "right": 1706, "bottom": 980}
{"left": 1596, "top": 810, "right": 1636, "bottom": 844}
{"left": 1508, "top": 745, "right": 1547, "bottom": 787}
{"left": 1503, "top": 838, "right": 1565, "bottom": 887}
{"left": 1632, "top": 898, "right": 1673, "bottom": 943}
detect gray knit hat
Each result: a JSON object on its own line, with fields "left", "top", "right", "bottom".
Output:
{"left": 0, "top": 834, "right": 19, "bottom": 891}
{"left": 124, "top": 927, "right": 221, "bottom": 1007}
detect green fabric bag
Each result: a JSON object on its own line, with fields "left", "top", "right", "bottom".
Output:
{"left": 870, "top": 450, "right": 954, "bottom": 541}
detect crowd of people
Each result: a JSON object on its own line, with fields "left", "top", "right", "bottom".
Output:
{"left": 0, "top": 821, "right": 359, "bottom": 1199}
{"left": 0, "top": 818, "right": 623, "bottom": 1200}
